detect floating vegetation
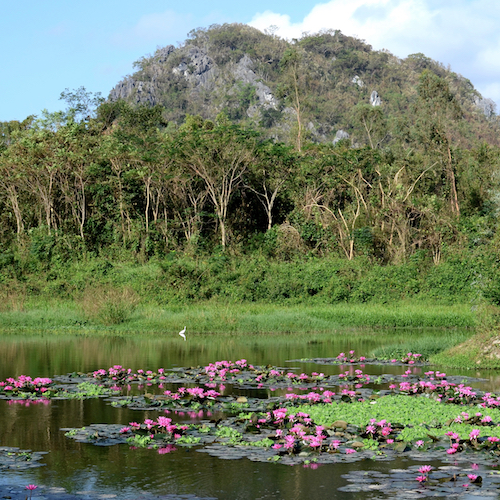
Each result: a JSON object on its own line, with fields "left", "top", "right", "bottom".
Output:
{"left": 0, "top": 377, "right": 122, "bottom": 401}
{"left": 63, "top": 396, "right": 500, "bottom": 468}
{"left": 0, "top": 447, "right": 48, "bottom": 470}
{"left": 295, "top": 351, "right": 425, "bottom": 366}
{"left": 6, "top": 349, "right": 500, "bottom": 494}
{"left": 339, "top": 465, "right": 494, "bottom": 497}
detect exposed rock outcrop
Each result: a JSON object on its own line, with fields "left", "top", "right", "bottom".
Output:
{"left": 333, "top": 129, "right": 350, "bottom": 145}
{"left": 370, "top": 90, "right": 381, "bottom": 106}
{"left": 352, "top": 76, "right": 364, "bottom": 87}
{"left": 172, "top": 46, "right": 217, "bottom": 87}
{"left": 109, "top": 78, "right": 158, "bottom": 106}
{"left": 233, "top": 55, "right": 278, "bottom": 110}
{"left": 475, "top": 97, "right": 496, "bottom": 118}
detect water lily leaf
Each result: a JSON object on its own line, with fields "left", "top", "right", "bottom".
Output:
{"left": 244, "top": 425, "right": 261, "bottom": 434}
{"left": 393, "top": 442, "right": 407, "bottom": 452}
{"left": 351, "top": 441, "right": 364, "bottom": 448}
{"left": 332, "top": 420, "right": 348, "bottom": 430}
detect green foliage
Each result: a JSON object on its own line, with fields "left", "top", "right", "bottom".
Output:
{"left": 175, "top": 435, "right": 201, "bottom": 445}
{"left": 126, "top": 434, "right": 154, "bottom": 448}
{"left": 65, "top": 382, "right": 111, "bottom": 399}
{"left": 59, "top": 86, "right": 104, "bottom": 123}
{"left": 78, "top": 286, "right": 139, "bottom": 325}
{"left": 304, "top": 395, "right": 500, "bottom": 443}
{"left": 373, "top": 330, "right": 471, "bottom": 360}
{"left": 2, "top": 24, "right": 500, "bottom": 313}
{"left": 215, "top": 426, "right": 243, "bottom": 444}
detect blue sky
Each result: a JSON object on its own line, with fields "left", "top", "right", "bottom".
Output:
{"left": 2, "top": 0, "right": 499, "bottom": 121}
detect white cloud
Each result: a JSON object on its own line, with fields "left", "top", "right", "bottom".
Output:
{"left": 249, "top": 0, "right": 500, "bottom": 103}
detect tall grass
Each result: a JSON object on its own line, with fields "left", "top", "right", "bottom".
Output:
{"left": 372, "top": 330, "right": 472, "bottom": 360}
{"left": 0, "top": 301, "right": 476, "bottom": 334}
{"left": 77, "top": 285, "right": 139, "bottom": 325}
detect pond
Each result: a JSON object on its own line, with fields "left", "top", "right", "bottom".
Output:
{"left": 0, "top": 328, "right": 498, "bottom": 499}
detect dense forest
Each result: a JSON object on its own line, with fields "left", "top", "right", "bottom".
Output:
{"left": 1, "top": 24, "right": 500, "bottom": 306}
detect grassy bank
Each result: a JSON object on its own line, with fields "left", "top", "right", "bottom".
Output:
{"left": 429, "top": 306, "right": 500, "bottom": 370}
{"left": 0, "top": 301, "right": 476, "bottom": 335}
{"left": 1, "top": 252, "right": 495, "bottom": 368}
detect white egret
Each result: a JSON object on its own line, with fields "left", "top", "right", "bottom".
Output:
{"left": 179, "top": 326, "right": 187, "bottom": 341}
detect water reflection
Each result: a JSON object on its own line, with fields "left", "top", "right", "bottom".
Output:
{"left": 0, "top": 329, "right": 498, "bottom": 499}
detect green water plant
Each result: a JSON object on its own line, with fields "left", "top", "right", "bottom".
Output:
{"left": 65, "top": 381, "right": 117, "bottom": 399}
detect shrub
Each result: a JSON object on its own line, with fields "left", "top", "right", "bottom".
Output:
{"left": 77, "top": 285, "right": 139, "bottom": 325}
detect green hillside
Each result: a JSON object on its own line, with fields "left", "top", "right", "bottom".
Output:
{"left": 1, "top": 23, "right": 500, "bottom": 315}
{"left": 109, "top": 23, "right": 500, "bottom": 148}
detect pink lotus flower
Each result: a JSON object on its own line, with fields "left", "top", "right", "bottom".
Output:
{"left": 25, "top": 485, "right": 37, "bottom": 500}
{"left": 416, "top": 475, "right": 426, "bottom": 483}
{"left": 467, "top": 474, "right": 478, "bottom": 481}
{"left": 345, "top": 448, "right": 356, "bottom": 454}
{"left": 469, "top": 429, "right": 480, "bottom": 440}
{"left": 330, "top": 440, "right": 341, "bottom": 450}
{"left": 418, "top": 465, "right": 433, "bottom": 474}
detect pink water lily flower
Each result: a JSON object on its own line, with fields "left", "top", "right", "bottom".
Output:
{"left": 469, "top": 429, "right": 480, "bottom": 440}
{"left": 25, "top": 485, "right": 37, "bottom": 500}
{"left": 418, "top": 465, "right": 433, "bottom": 474}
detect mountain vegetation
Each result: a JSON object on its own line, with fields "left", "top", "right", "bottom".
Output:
{"left": 1, "top": 23, "right": 500, "bottom": 311}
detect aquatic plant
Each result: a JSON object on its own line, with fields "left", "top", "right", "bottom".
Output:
{"left": 65, "top": 381, "right": 118, "bottom": 399}
{"left": 5, "top": 356, "right": 498, "bottom": 470}
{"left": 0, "top": 375, "right": 53, "bottom": 397}
{"left": 335, "top": 350, "right": 367, "bottom": 363}
{"left": 25, "top": 484, "right": 37, "bottom": 500}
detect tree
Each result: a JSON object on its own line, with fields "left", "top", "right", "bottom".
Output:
{"left": 277, "top": 47, "right": 308, "bottom": 151}
{"left": 0, "top": 116, "right": 34, "bottom": 150}
{"left": 246, "top": 141, "right": 294, "bottom": 230}
{"left": 59, "top": 86, "right": 104, "bottom": 123}
{"left": 411, "top": 70, "right": 463, "bottom": 217}
{"left": 353, "top": 104, "right": 387, "bottom": 149}
{"left": 55, "top": 122, "right": 101, "bottom": 239}
{"left": 174, "top": 119, "right": 259, "bottom": 248}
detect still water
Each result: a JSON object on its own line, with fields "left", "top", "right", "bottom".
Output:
{"left": 0, "top": 329, "right": 495, "bottom": 499}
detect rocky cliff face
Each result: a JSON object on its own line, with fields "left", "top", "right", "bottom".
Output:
{"left": 107, "top": 24, "right": 499, "bottom": 145}
{"left": 109, "top": 41, "right": 279, "bottom": 123}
